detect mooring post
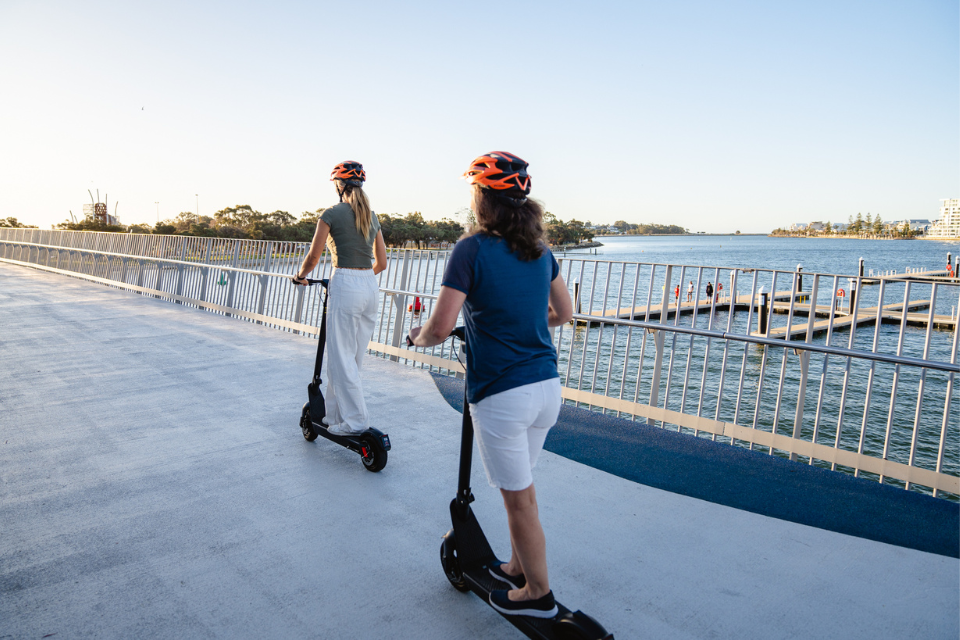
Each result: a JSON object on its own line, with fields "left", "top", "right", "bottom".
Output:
{"left": 759, "top": 291, "right": 769, "bottom": 334}
{"left": 573, "top": 280, "right": 581, "bottom": 316}
{"left": 797, "top": 263, "right": 803, "bottom": 293}
{"left": 850, "top": 257, "right": 864, "bottom": 314}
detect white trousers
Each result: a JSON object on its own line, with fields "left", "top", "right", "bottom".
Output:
{"left": 325, "top": 269, "right": 379, "bottom": 432}
{"left": 469, "top": 378, "right": 562, "bottom": 491}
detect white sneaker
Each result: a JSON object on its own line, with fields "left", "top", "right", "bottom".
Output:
{"left": 327, "top": 423, "right": 364, "bottom": 436}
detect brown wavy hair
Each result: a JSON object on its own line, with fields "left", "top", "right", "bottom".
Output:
{"left": 335, "top": 180, "right": 374, "bottom": 240}
{"left": 467, "top": 186, "right": 546, "bottom": 261}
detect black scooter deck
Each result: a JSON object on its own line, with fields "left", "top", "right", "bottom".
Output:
{"left": 306, "top": 415, "right": 391, "bottom": 454}
{"left": 446, "top": 503, "right": 611, "bottom": 640}
{"left": 460, "top": 567, "right": 589, "bottom": 639}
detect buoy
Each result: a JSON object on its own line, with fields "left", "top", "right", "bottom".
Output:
{"left": 408, "top": 296, "right": 422, "bottom": 313}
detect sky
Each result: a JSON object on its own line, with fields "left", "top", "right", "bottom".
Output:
{"left": 0, "top": 0, "right": 957, "bottom": 233}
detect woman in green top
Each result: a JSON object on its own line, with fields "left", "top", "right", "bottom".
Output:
{"left": 293, "top": 161, "right": 388, "bottom": 435}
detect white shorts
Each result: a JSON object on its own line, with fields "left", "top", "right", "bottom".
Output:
{"left": 469, "top": 378, "right": 562, "bottom": 491}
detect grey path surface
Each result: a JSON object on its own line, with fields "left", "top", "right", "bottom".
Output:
{"left": 1, "top": 262, "right": 957, "bottom": 640}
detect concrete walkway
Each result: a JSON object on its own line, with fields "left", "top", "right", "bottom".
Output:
{"left": 1, "top": 262, "right": 957, "bottom": 640}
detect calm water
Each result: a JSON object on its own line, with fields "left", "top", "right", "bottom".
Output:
{"left": 583, "top": 234, "right": 958, "bottom": 276}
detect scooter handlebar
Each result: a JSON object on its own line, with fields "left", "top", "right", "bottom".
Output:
{"left": 405, "top": 326, "right": 465, "bottom": 348}
{"left": 292, "top": 277, "right": 329, "bottom": 288}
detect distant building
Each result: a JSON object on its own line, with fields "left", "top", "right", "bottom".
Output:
{"left": 926, "top": 199, "right": 959, "bottom": 239}
{"left": 831, "top": 223, "right": 848, "bottom": 232}
{"left": 891, "top": 219, "right": 932, "bottom": 233}
{"left": 808, "top": 221, "right": 825, "bottom": 232}
{"left": 82, "top": 202, "right": 120, "bottom": 225}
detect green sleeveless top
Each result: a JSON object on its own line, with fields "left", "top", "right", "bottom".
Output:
{"left": 319, "top": 203, "right": 381, "bottom": 269}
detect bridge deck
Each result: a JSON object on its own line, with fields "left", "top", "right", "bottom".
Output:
{"left": 1, "top": 263, "right": 956, "bottom": 640}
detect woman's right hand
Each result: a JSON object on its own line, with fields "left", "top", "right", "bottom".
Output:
{"left": 291, "top": 275, "right": 307, "bottom": 286}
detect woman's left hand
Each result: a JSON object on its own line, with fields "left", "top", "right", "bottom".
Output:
{"left": 406, "top": 326, "right": 422, "bottom": 346}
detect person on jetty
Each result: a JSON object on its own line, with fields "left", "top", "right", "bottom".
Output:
{"left": 292, "top": 161, "right": 387, "bottom": 435}
{"left": 408, "top": 151, "right": 572, "bottom": 619}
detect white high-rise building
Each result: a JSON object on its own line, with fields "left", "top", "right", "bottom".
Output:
{"left": 927, "top": 199, "right": 960, "bottom": 238}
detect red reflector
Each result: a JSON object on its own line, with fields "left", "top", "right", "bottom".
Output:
{"left": 361, "top": 447, "right": 368, "bottom": 456}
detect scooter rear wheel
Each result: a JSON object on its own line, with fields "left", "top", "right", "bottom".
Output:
{"left": 440, "top": 530, "right": 469, "bottom": 592}
{"left": 360, "top": 434, "right": 388, "bottom": 472}
{"left": 300, "top": 404, "right": 318, "bottom": 442}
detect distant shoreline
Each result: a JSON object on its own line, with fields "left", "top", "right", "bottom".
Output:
{"left": 594, "top": 233, "right": 766, "bottom": 237}
{"left": 767, "top": 234, "right": 920, "bottom": 241}
{"left": 551, "top": 241, "right": 603, "bottom": 250}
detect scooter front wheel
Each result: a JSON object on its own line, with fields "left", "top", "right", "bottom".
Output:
{"left": 553, "top": 610, "right": 615, "bottom": 640}
{"left": 360, "top": 434, "right": 388, "bottom": 472}
{"left": 440, "top": 530, "right": 469, "bottom": 592}
{"left": 300, "top": 403, "right": 318, "bottom": 442}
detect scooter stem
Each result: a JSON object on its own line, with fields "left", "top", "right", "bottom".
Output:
{"left": 455, "top": 396, "right": 476, "bottom": 518}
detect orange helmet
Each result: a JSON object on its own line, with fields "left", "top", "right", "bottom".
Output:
{"left": 330, "top": 161, "right": 365, "bottom": 186}
{"left": 463, "top": 151, "right": 531, "bottom": 198}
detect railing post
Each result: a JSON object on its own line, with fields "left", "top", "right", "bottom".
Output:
{"left": 155, "top": 260, "right": 165, "bottom": 299}
{"left": 175, "top": 263, "right": 184, "bottom": 304}
{"left": 293, "top": 284, "right": 305, "bottom": 334}
{"left": 256, "top": 274, "right": 268, "bottom": 323}
{"left": 225, "top": 271, "right": 236, "bottom": 316}
{"left": 224, "top": 243, "right": 240, "bottom": 317}
{"left": 791, "top": 275, "right": 820, "bottom": 460}
{"left": 200, "top": 266, "right": 209, "bottom": 303}
{"left": 390, "top": 251, "right": 411, "bottom": 362}
{"left": 647, "top": 265, "right": 672, "bottom": 425}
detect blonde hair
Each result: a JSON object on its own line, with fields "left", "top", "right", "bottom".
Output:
{"left": 336, "top": 180, "right": 373, "bottom": 239}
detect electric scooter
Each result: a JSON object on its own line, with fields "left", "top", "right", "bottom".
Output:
{"left": 297, "top": 278, "right": 390, "bottom": 472}
{"left": 434, "top": 327, "right": 613, "bottom": 639}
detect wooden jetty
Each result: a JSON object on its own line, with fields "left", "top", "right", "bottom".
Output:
{"left": 589, "top": 290, "right": 805, "bottom": 322}
{"left": 753, "top": 300, "right": 958, "bottom": 340}
{"left": 583, "top": 289, "right": 956, "bottom": 338}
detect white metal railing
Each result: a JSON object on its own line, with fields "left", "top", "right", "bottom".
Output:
{"left": 2, "top": 229, "right": 957, "bottom": 499}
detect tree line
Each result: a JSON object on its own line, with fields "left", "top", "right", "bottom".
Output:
{"left": 607, "top": 220, "right": 689, "bottom": 235}
{"left": 48, "top": 206, "right": 608, "bottom": 248}
{"left": 53, "top": 206, "right": 467, "bottom": 248}
{"left": 543, "top": 214, "right": 596, "bottom": 245}
{"left": 1, "top": 217, "right": 38, "bottom": 228}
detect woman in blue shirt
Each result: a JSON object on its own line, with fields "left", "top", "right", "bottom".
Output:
{"left": 409, "top": 152, "right": 572, "bottom": 618}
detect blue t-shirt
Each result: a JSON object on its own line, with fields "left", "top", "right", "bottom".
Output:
{"left": 441, "top": 234, "right": 560, "bottom": 404}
